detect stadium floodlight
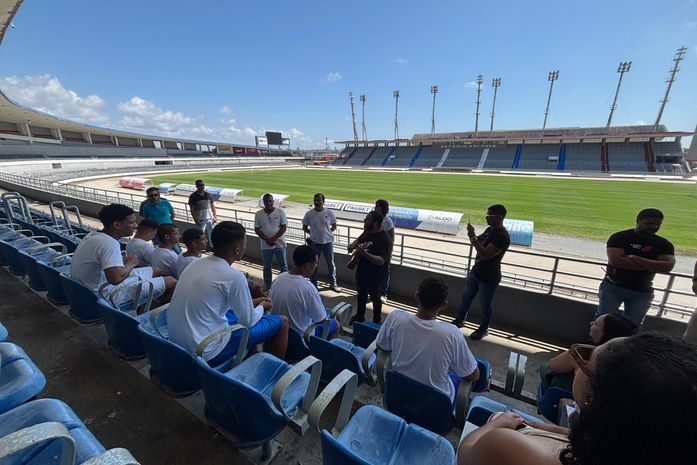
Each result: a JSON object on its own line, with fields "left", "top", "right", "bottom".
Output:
{"left": 348, "top": 92, "right": 358, "bottom": 142}
{"left": 430, "top": 85, "right": 438, "bottom": 137}
{"left": 474, "top": 75, "right": 484, "bottom": 136}
{"left": 541, "top": 70, "right": 560, "bottom": 137}
{"left": 360, "top": 94, "right": 367, "bottom": 141}
{"left": 654, "top": 46, "right": 687, "bottom": 132}
{"left": 393, "top": 90, "right": 400, "bottom": 140}
{"left": 490, "top": 78, "right": 501, "bottom": 134}
{"left": 606, "top": 61, "right": 631, "bottom": 130}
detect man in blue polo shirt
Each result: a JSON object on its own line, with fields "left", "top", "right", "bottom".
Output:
{"left": 139, "top": 186, "right": 180, "bottom": 253}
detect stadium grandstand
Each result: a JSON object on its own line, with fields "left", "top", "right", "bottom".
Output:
{"left": 334, "top": 125, "right": 692, "bottom": 174}
{"left": 1, "top": 1, "right": 697, "bottom": 464}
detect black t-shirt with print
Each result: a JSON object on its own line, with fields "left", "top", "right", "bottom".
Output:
{"left": 606, "top": 228, "right": 674, "bottom": 292}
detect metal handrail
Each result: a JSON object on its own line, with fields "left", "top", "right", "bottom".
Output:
{"left": 0, "top": 170, "right": 693, "bottom": 321}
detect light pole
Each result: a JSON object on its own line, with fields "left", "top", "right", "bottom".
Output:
{"left": 430, "top": 85, "right": 438, "bottom": 137}
{"left": 541, "top": 70, "right": 559, "bottom": 137}
{"left": 348, "top": 92, "right": 358, "bottom": 142}
{"left": 393, "top": 90, "right": 400, "bottom": 140}
{"left": 360, "top": 94, "right": 367, "bottom": 141}
{"left": 606, "top": 61, "right": 631, "bottom": 130}
{"left": 490, "top": 78, "right": 501, "bottom": 134}
{"left": 654, "top": 46, "right": 687, "bottom": 132}
{"left": 474, "top": 74, "right": 483, "bottom": 136}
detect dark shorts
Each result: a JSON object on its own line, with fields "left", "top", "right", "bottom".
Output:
{"left": 207, "top": 311, "right": 283, "bottom": 366}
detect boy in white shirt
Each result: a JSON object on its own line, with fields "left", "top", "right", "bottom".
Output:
{"left": 176, "top": 227, "right": 207, "bottom": 277}
{"left": 125, "top": 219, "right": 157, "bottom": 266}
{"left": 270, "top": 245, "right": 340, "bottom": 338}
{"left": 376, "top": 276, "right": 480, "bottom": 402}
{"left": 150, "top": 223, "right": 180, "bottom": 277}
{"left": 167, "top": 221, "right": 289, "bottom": 365}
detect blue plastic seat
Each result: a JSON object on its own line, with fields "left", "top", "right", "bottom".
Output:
{"left": 195, "top": 351, "right": 321, "bottom": 451}
{"left": 0, "top": 342, "right": 47, "bottom": 415}
{"left": 351, "top": 321, "right": 380, "bottom": 349}
{"left": 35, "top": 258, "right": 71, "bottom": 306}
{"left": 136, "top": 308, "right": 202, "bottom": 397}
{"left": 309, "top": 337, "right": 375, "bottom": 386}
{"left": 285, "top": 327, "right": 311, "bottom": 363}
{"left": 15, "top": 244, "right": 66, "bottom": 291}
{"left": 98, "top": 301, "right": 148, "bottom": 360}
{"left": 58, "top": 274, "right": 103, "bottom": 324}
{"left": 0, "top": 398, "right": 105, "bottom": 464}
{"left": 0, "top": 322, "right": 7, "bottom": 342}
{"left": 320, "top": 405, "right": 455, "bottom": 465}
{"left": 536, "top": 383, "right": 573, "bottom": 424}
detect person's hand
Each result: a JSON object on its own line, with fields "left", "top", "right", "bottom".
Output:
{"left": 266, "top": 238, "right": 276, "bottom": 246}
{"left": 151, "top": 266, "right": 162, "bottom": 277}
{"left": 212, "top": 216, "right": 217, "bottom": 224}
{"left": 466, "top": 223, "right": 476, "bottom": 239}
{"left": 355, "top": 246, "right": 367, "bottom": 256}
{"left": 486, "top": 412, "right": 525, "bottom": 430}
{"left": 253, "top": 297, "right": 272, "bottom": 310}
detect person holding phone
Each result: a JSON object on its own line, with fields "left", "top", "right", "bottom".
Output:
{"left": 451, "top": 204, "right": 510, "bottom": 340}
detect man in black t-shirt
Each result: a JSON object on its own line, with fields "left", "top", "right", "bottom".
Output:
{"left": 348, "top": 211, "right": 391, "bottom": 324}
{"left": 595, "top": 208, "right": 675, "bottom": 326}
{"left": 187, "top": 179, "right": 217, "bottom": 246}
{"left": 451, "top": 204, "right": 510, "bottom": 340}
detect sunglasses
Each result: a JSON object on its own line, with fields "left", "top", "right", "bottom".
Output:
{"left": 148, "top": 193, "right": 160, "bottom": 198}
{"left": 569, "top": 343, "right": 594, "bottom": 377}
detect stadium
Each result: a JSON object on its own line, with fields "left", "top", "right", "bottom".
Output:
{"left": 0, "top": 0, "right": 696, "bottom": 464}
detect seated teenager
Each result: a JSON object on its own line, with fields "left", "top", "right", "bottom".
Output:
{"left": 150, "top": 223, "right": 180, "bottom": 277}
{"left": 71, "top": 204, "right": 177, "bottom": 308}
{"left": 269, "top": 245, "right": 340, "bottom": 338}
{"left": 125, "top": 219, "right": 157, "bottom": 266}
{"left": 176, "top": 227, "right": 207, "bottom": 277}
{"left": 539, "top": 313, "right": 638, "bottom": 392}
{"left": 375, "top": 276, "right": 479, "bottom": 402}
{"left": 167, "top": 221, "right": 289, "bottom": 365}
{"left": 458, "top": 333, "right": 697, "bottom": 465}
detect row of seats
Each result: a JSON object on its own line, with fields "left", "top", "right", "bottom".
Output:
{"left": 1, "top": 193, "right": 547, "bottom": 464}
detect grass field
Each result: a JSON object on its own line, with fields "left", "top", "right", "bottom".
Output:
{"left": 151, "top": 169, "right": 697, "bottom": 253}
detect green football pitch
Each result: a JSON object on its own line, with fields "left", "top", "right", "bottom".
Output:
{"left": 151, "top": 168, "right": 697, "bottom": 253}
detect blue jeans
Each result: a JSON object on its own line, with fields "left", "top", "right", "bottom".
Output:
{"left": 594, "top": 279, "right": 654, "bottom": 326}
{"left": 455, "top": 273, "right": 499, "bottom": 329}
{"left": 380, "top": 264, "right": 391, "bottom": 297}
{"left": 310, "top": 242, "right": 336, "bottom": 287}
{"left": 261, "top": 247, "right": 288, "bottom": 289}
{"left": 198, "top": 218, "right": 214, "bottom": 244}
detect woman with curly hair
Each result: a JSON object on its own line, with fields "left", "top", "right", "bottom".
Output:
{"left": 458, "top": 333, "right": 697, "bottom": 465}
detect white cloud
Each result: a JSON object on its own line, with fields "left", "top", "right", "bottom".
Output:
{"left": 219, "top": 105, "right": 232, "bottom": 114}
{"left": 634, "top": 120, "right": 647, "bottom": 125}
{"left": 0, "top": 74, "right": 109, "bottom": 125}
{"left": 683, "top": 21, "right": 697, "bottom": 28}
{"left": 117, "top": 96, "right": 208, "bottom": 137}
{"left": 321, "top": 72, "right": 342, "bottom": 84}
{"left": 394, "top": 58, "right": 409, "bottom": 65}
{"left": 463, "top": 81, "right": 478, "bottom": 89}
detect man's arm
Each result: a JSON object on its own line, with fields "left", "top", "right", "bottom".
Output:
{"left": 355, "top": 246, "right": 385, "bottom": 266}
{"left": 330, "top": 222, "right": 337, "bottom": 232}
{"left": 608, "top": 247, "right": 676, "bottom": 273}
{"left": 471, "top": 239, "right": 503, "bottom": 261}
{"left": 103, "top": 254, "right": 138, "bottom": 285}
{"left": 168, "top": 201, "right": 175, "bottom": 221}
{"left": 210, "top": 198, "right": 217, "bottom": 222}
{"left": 386, "top": 227, "right": 395, "bottom": 246}
{"left": 269, "top": 224, "right": 287, "bottom": 242}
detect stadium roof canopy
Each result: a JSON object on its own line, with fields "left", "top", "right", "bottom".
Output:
{"left": 337, "top": 124, "right": 693, "bottom": 145}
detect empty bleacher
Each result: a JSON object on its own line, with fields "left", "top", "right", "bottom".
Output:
{"left": 483, "top": 145, "right": 517, "bottom": 170}
{"left": 342, "top": 147, "right": 373, "bottom": 166}
{"left": 384, "top": 146, "right": 419, "bottom": 167}
{"left": 363, "top": 147, "right": 391, "bottom": 167}
{"left": 563, "top": 143, "right": 602, "bottom": 171}
{"left": 607, "top": 142, "right": 648, "bottom": 172}
{"left": 517, "top": 144, "right": 560, "bottom": 171}
{"left": 441, "top": 146, "right": 483, "bottom": 168}
{"left": 411, "top": 146, "right": 445, "bottom": 168}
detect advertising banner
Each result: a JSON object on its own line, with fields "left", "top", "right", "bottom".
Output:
{"left": 502, "top": 219, "right": 534, "bottom": 247}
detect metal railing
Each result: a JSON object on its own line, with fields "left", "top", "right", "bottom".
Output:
{"left": 1, "top": 170, "right": 694, "bottom": 321}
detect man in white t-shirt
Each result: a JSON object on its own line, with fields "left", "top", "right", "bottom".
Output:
{"left": 375, "top": 199, "right": 395, "bottom": 302}
{"left": 376, "top": 276, "right": 480, "bottom": 402}
{"left": 71, "top": 204, "right": 177, "bottom": 309}
{"left": 302, "top": 193, "right": 340, "bottom": 292}
{"left": 254, "top": 193, "right": 289, "bottom": 290}
{"left": 167, "top": 221, "right": 289, "bottom": 365}
{"left": 270, "top": 245, "right": 340, "bottom": 338}
{"left": 125, "top": 219, "right": 157, "bottom": 266}
{"left": 150, "top": 223, "right": 180, "bottom": 277}
{"left": 176, "top": 227, "right": 207, "bottom": 277}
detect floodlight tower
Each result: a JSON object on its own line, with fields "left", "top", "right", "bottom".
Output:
{"left": 393, "top": 90, "right": 400, "bottom": 140}
{"left": 430, "top": 85, "right": 438, "bottom": 137}
{"left": 541, "top": 70, "right": 559, "bottom": 137}
{"left": 654, "top": 46, "right": 687, "bottom": 132}
{"left": 490, "top": 78, "right": 501, "bottom": 134}
{"left": 474, "top": 74, "right": 483, "bottom": 136}
{"left": 606, "top": 61, "right": 631, "bottom": 130}
{"left": 360, "top": 94, "right": 367, "bottom": 141}
{"left": 348, "top": 92, "right": 358, "bottom": 142}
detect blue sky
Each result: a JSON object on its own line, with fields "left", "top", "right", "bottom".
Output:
{"left": 1, "top": 0, "right": 696, "bottom": 148}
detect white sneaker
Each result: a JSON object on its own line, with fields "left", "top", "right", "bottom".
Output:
{"left": 330, "top": 284, "right": 342, "bottom": 293}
